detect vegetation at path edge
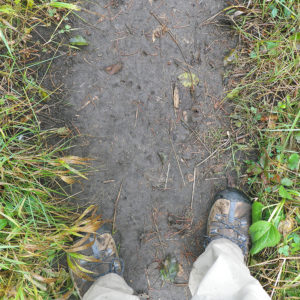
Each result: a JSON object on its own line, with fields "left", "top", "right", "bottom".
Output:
{"left": 226, "top": 0, "right": 299, "bottom": 298}
{"left": 0, "top": 0, "right": 102, "bottom": 298}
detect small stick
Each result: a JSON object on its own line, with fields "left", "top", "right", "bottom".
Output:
{"left": 152, "top": 209, "right": 165, "bottom": 255}
{"left": 134, "top": 106, "right": 139, "bottom": 128}
{"left": 170, "top": 138, "right": 186, "bottom": 186}
{"left": 249, "top": 256, "right": 299, "bottom": 268}
{"left": 196, "top": 140, "right": 229, "bottom": 167}
{"left": 198, "top": 10, "right": 223, "bottom": 27}
{"left": 103, "top": 179, "right": 115, "bottom": 184}
{"left": 181, "top": 120, "right": 210, "bottom": 153}
{"left": 145, "top": 268, "right": 152, "bottom": 293}
{"left": 173, "top": 282, "right": 188, "bottom": 287}
{"left": 164, "top": 162, "right": 170, "bottom": 189}
{"left": 271, "top": 259, "right": 285, "bottom": 298}
{"left": 112, "top": 180, "right": 123, "bottom": 233}
{"left": 190, "top": 167, "right": 196, "bottom": 210}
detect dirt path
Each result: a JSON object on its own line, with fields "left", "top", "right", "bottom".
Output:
{"left": 53, "top": 1, "right": 236, "bottom": 298}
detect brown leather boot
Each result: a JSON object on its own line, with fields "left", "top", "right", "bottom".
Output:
{"left": 207, "top": 188, "right": 252, "bottom": 256}
{"left": 70, "top": 224, "right": 124, "bottom": 298}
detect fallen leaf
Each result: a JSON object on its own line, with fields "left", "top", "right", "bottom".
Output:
{"left": 39, "top": 88, "right": 50, "bottom": 100}
{"left": 182, "top": 110, "right": 188, "bottom": 122}
{"left": 177, "top": 263, "right": 185, "bottom": 277}
{"left": 31, "top": 273, "right": 56, "bottom": 284}
{"left": 226, "top": 87, "right": 240, "bottom": 99}
{"left": 56, "top": 127, "right": 71, "bottom": 136}
{"left": 278, "top": 217, "right": 295, "bottom": 236}
{"left": 173, "top": 85, "right": 179, "bottom": 109}
{"left": 152, "top": 25, "right": 167, "bottom": 42}
{"left": 157, "top": 151, "right": 167, "bottom": 165}
{"left": 178, "top": 72, "right": 199, "bottom": 88}
{"left": 261, "top": 115, "right": 278, "bottom": 122}
{"left": 59, "top": 175, "right": 76, "bottom": 184}
{"left": 105, "top": 62, "right": 123, "bottom": 75}
{"left": 233, "top": 10, "right": 245, "bottom": 17}
{"left": 20, "top": 114, "right": 32, "bottom": 123}
{"left": 187, "top": 173, "right": 194, "bottom": 182}
{"left": 224, "top": 49, "right": 237, "bottom": 66}
{"left": 69, "top": 35, "right": 89, "bottom": 46}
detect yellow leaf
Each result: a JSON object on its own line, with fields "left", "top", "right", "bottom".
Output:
{"left": 178, "top": 72, "right": 199, "bottom": 88}
{"left": 59, "top": 175, "right": 76, "bottom": 184}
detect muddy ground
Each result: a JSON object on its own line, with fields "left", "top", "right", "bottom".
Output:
{"left": 50, "top": 0, "right": 239, "bottom": 298}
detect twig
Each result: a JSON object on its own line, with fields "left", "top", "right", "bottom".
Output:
{"left": 145, "top": 268, "right": 152, "bottom": 293}
{"left": 190, "top": 167, "right": 196, "bottom": 210}
{"left": 164, "top": 162, "right": 170, "bottom": 189}
{"left": 152, "top": 209, "right": 165, "bottom": 255}
{"left": 271, "top": 259, "right": 285, "bottom": 298}
{"left": 112, "top": 180, "right": 123, "bottom": 233}
{"left": 196, "top": 140, "right": 229, "bottom": 167}
{"left": 170, "top": 138, "right": 186, "bottom": 186}
{"left": 249, "top": 256, "right": 300, "bottom": 267}
{"left": 150, "top": 12, "right": 188, "bottom": 67}
{"left": 198, "top": 10, "right": 223, "bottom": 27}
{"left": 181, "top": 120, "right": 210, "bottom": 153}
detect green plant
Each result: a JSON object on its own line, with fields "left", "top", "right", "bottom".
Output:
{"left": 225, "top": 0, "right": 299, "bottom": 297}
{"left": 160, "top": 255, "right": 179, "bottom": 283}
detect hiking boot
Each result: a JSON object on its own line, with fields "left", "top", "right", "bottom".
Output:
{"left": 207, "top": 188, "right": 252, "bottom": 256}
{"left": 70, "top": 224, "right": 124, "bottom": 298}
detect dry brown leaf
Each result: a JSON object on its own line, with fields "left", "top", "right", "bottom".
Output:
{"left": 105, "top": 62, "right": 123, "bottom": 75}
{"left": 23, "top": 244, "right": 41, "bottom": 252}
{"left": 177, "top": 263, "right": 185, "bottom": 277}
{"left": 20, "top": 114, "right": 32, "bottom": 123}
{"left": 31, "top": 273, "right": 57, "bottom": 284}
{"left": 261, "top": 115, "right": 278, "bottom": 122}
{"left": 152, "top": 25, "right": 167, "bottom": 42}
{"left": 75, "top": 221, "right": 103, "bottom": 233}
{"left": 76, "top": 205, "right": 98, "bottom": 222}
{"left": 173, "top": 86, "right": 179, "bottom": 109}
{"left": 59, "top": 175, "right": 76, "bottom": 184}
{"left": 187, "top": 173, "right": 194, "bottom": 182}
{"left": 66, "top": 238, "right": 95, "bottom": 253}
{"left": 278, "top": 217, "right": 295, "bottom": 236}
{"left": 56, "top": 127, "right": 71, "bottom": 136}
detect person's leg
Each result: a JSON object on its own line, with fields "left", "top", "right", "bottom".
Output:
{"left": 189, "top": 188, "right": 270, "bottom": 300}
{"left": 83, "top": 273, "right": 139, "bottom": 300}
{"left": 189, "top": 239, "right": 270, "bottom": 300}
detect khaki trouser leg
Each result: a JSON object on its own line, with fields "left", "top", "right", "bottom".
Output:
{"left": 189, "top": 238, "right": 271, "bottom": 300}
{"left": 83, "top": 239, "right": 270, "bottom": 300}
{"left": 83, "top": 273, "right": 139, "bottom": 300}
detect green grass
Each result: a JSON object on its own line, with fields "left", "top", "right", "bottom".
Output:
{"left": 225, "top": 0, "right": 299, "bottom": 298}
{"left": 0, "top": 1, "right": 102, "bottom": 298}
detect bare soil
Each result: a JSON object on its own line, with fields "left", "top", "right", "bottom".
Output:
{"left": 50, "top": 1, "right": 238, "bottom": 298}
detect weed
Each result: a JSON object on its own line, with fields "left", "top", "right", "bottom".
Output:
{"left": 225, "top": 0, "right": 299, "bottom": 297}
